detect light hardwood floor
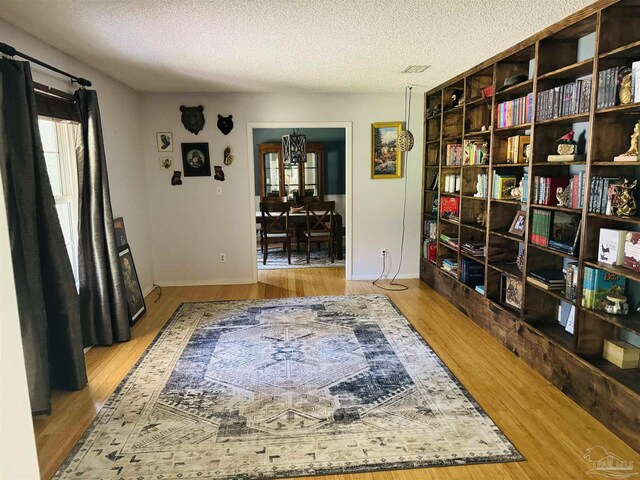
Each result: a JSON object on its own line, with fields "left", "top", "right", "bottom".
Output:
{"left": 33, "top": 268, "right": 640, "bottom": 480}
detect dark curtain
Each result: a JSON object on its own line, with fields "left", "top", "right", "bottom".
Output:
{"left": 0, "top": 58, "right": 87, "bottom": 414}
{"left": 75, "top": 89, "right": 130, "bottom": 347}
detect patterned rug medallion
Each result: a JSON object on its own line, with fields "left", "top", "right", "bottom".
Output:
{"left": 55, "top": 295, "right": 522, "bottom": 479}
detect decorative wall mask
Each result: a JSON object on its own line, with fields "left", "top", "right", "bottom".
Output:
{"left": 171, "top": 171, "right": 182, "bottom": 186}
{"left": 214, "top": 166, "right": 225, "bottom": 181}
{"left": 180, "top": 105, "right": 205, "bottom": 134}
{"left": 217, "top": 114, "right": 233, "bottom": 135}
{"left": 223, "top": 146, "right": 234, "bottom": 165}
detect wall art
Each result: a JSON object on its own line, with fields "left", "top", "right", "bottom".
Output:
{"left": 181, "top": 143, "right": 211, "bottom": 177}
{"left": 113, "top": 217, "right": 128, "bottom": 250}
{"left": 159, "top": 157, "right": 173, "bottom": 170}
{"left": 156, "top": 132, "right": 173, "bottom": 152}
{"left": 119, "top": 247, "right": 146, "bottom": 325}
{"left": 180, "top": 105, "right": 205, "bottom": 134}
{"left": 171, "top": 171, "right": 183, "bottom": 185}
{"left": 223, "top": 146, "right": 234, "bottom": 165}
{"left": 371, "top": 122, "right": 403, "bottom": 179}
{"left": 214, "top": 165, "right": 225, "bottom": 181}
{"left": 217, "top": 114, "right": 233, "bottom": 135}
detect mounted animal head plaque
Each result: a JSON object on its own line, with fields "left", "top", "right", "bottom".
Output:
{"left": 180, "top": 105, "right": 205, "bottom": 135}
{"left": 217, "top": 114, "right": 233, "bottom": 135}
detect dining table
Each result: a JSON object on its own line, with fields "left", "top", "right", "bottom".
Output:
{"left": 256, "top": 210, "right": 344, "bottom": 260}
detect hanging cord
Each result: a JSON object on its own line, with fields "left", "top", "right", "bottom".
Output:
{"left": 373, "top": 86, "right": 412, "bottom": 291}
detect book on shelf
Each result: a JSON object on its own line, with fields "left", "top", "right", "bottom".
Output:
{"left": 443, "top": 174, "right": 460, "bottom": 193}
{"left": 532, "top": 175, "right": 570, "bottom": 206}
{"left": 521, "top": 172, "right": 529, "bottom": 203}
{"left": 547, "top": 154, "right": 586, "bottom": 162}
{"left": 530, "top": 208, "right": 552, "bottom": 247}
{"left": 597, "top": 67, "right": 622, "bottom": 109}
{"left": 439, "top": 233, "right": 459, "bottom": 249}
{"left": 506, "top": 135, "right": 530, "bottom": 164}
{"left": 598, "top": 228, "right": 627, "bottom": 266}
{"left": 446, "top": 143, "right": 463, "bottom": 165}
{"left": 561, "top": 305, "right": 576, "bottom": 334}
{"left": 624, "top": 232, "right": 640, "bottom": 273}
{"left": 463, "top": 140, "right": 488, "bottom": 165}
{"left": 562, "top": 171, "right": 586, "bottom": 210}
{"left": 548, "top": 213, "right": 581, "bottom": 255}
{"left": 461, "top": 240, "right": 486, "bottom": 257}
{"left": 500, "top": 274, "right": 523, "bottom": 311}
{"left": 474, "top": 172, "right": 488, "bottom": 198}
{"left": 496, "top": 93, "right": 533, "bottom": 128}
{"left": 440, "top": 196, "right": 459, "bottom": 219}
{"left": 633, "top": 61, "right": 640, "bottom": 105}
{"left": 581, "top": 266, "right": 627, "bottom": 310}
{"left": 475, "top": 284, "right": 485, "bottom": 295}
{"left": 492, "top": 173, "right": 517, "bottom": 199}
{"left": 588, "top": 176, "right": 623, "bottom": 214}
{"left": 564, "top": 262, "right": 578, "bottom": 301}
{"left": 603, "top": 339, "right": 640, "bottom": 369}
{"left": 536, "top": 77, "right": 592, "bottom": 121}
{"left": 461, "top": 258, "right": 484, "bottom": 286}
{"left": 428, "top": 172, "right": 439, "bottom": 191}
{"left": 427, "top": 241, "right": 437, "bottom": 263}
{"left": 441, "top": 258, "right": 458, "bottom": 275}
{"left": 528, "top": 269, "right": 565, "bottom": 291}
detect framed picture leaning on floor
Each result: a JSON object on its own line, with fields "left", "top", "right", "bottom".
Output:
{"left": 118, "top": 247, "right": 146, "bottom": 325}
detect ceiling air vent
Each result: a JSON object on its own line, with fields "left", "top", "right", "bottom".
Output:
{"left": 401, "top": 65, "right": 430, "bottom": 74}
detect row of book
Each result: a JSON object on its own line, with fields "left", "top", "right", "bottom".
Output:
{"left": 439, "top": 233, "right": 458, "bottom": 249}
{"left": 505, "top": 135, "right": 530, "bottom": 163}
{"left": 461, "top": 240, "right": 485, "bottom": 257}
{"left": 535, "top": 77, "right": 592, "bottom": 121}
{"left": 474, "top": 173, "right": 488, "bottom": 198}
{"left": 531, "top": 176, "right": 569, "bottom": 206}
{"left": 530, "top": 209, "right": 581, "bottom": 255}
{"left": 597, "top": 67, "right": 622, "bottom": 109}
{"left": 492, "top": 173, "right": 517, "bottom": 200}
{"left": 427, "top": 173, "right": 438, "bottom": 191}
{"left": 565, "top": 172, "right": 586, "bottom": 210}
{"left": 424, "top": 219, "right": 437, "bottom": 240}
{"left": 441, "top": 258, "right": 458, "bottom": 276}
{"left": 588, "top": 176, "right": 622, "bottom": 215}
{"left": 422, "top": 239, "right": 437, "bottom": 263}
{"left": 446, "top": 143, "right": 463, "bottom": 166}
{"left": 521, "top": 173, "right": 529, "bottom": 203}
{"left": 442, "top": 174, "right": 460, "bottom": 193}
{"left": 527, "top": 269, "right": 564, "bottom": 290}
{"left": 463, "top": 140, "right": 488, "bottom": 165}
{"left": 461, "top": 258, "right": 484, "bottom": 287}
{"left": 598, "top": 229, "right": 640, "bottom": 274}
{"left": 496, "top": 93, "right": 533, "bottom": 128}
{"left": 582, "top": 266, "right": 626, "bottom": 311}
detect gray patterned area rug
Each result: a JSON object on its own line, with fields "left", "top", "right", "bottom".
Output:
{"left": 257, "top": 246, "right": 345, "bottom": 270}
{"left": 55, "top": 295, "right": 522, "bottom": 479}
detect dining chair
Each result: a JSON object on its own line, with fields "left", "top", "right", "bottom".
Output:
{"left": 292, "top": 196, "right": 319, "bottom": 250}
{"left": 259, "top": 197, "right": 288, "bottom": 253}
{"left": 304, "top": 201, "right": 335, "bottom": 263}
{"left": 260, "top": 202, "right": 291, "bottom": 265}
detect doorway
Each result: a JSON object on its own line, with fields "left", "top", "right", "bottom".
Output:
{"left": 247, "top": 122, "right": 352, "bottom": 281}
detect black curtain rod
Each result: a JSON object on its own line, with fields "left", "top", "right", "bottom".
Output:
{"left": 0, "top": 42, "right": 92, "bottom": 87}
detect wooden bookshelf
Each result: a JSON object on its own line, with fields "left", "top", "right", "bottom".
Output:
{"left": 419, "top": 0, "right": 640, "bottom": 451}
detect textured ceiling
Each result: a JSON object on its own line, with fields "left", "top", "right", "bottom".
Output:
{"left": 0, "top": 0, "right": 595, "bottom": 93}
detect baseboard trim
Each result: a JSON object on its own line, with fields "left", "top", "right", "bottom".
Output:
{"left": 154, "top": 278, "right": 255, "bottom": 287}
{"left": 350, "top": 273, "right": 419, "bottom": 281}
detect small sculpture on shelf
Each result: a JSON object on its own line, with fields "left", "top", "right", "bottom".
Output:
{"left": 475, "top": 173, "right": 484, "bottom": 197}
{"left": 509, "top": 177, "right": 524, "bottom": 200}
{"left": 516, "top": 251, "right": 524, "bottom": 272}
{"left": 604, "top": 294, "right": 629, "bottom": 315}
{"left": 450, "top": 89, "right": 464, "bottom": 108}
{"left": 556, "top": 185, "right": 571, "bottom": 208}
{"left": 614, "top": 122, "right": 639, "bottom": 162}
{"left": 476, "top": 209, "right": 487, "bottom": 227}
{"left": 618, "top": 67, "right": 633, "bottom": 105}
{"left": 556, "top": 130, "right": 576, "bottom": 155}
{"left": 616, "top": 178, "right": 637, "bottom": 217}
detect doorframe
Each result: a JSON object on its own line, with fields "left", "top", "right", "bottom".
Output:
{"left": 246, "top": 122, "right": 353, "bottom": 282}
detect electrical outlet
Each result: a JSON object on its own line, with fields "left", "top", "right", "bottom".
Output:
{"left": 380, "top": 248, "right": 387, "bottom": 258}
{"left": 219, "top": 253, "right": 226, "bottom": 263}
{"left": 216, "top": 186, "right": 223, "bottom": 196}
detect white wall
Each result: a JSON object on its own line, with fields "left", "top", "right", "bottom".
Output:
{"left": 0, "top": 174, "right": 40, "bottom": 479}
{"left": 141, "top": 93, "right": 423, "bottom": 283}
{"left": 0, "top": 20, "right": 154, "bottom": 293}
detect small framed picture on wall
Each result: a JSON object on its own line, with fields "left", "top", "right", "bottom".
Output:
{"left": 156, "top": 132, "right": 173, "bottom": 152}
{"left": 371, "top": 122, "right": 403, "bottom": 179}
{"left": 113, "top": 217, "right": 128, "bottom": 250}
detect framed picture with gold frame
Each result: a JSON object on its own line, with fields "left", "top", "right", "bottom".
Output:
{"left": 371, "top": 122, "right": 403, "bottom": 179}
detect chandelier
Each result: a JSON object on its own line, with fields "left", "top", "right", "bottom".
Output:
{"left": 282, "top": 128, "right": 307, "bottom": 164}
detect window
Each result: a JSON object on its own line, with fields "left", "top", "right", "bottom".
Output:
{"left": 38, "top": 117, "right": 79, "bottom": 284}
